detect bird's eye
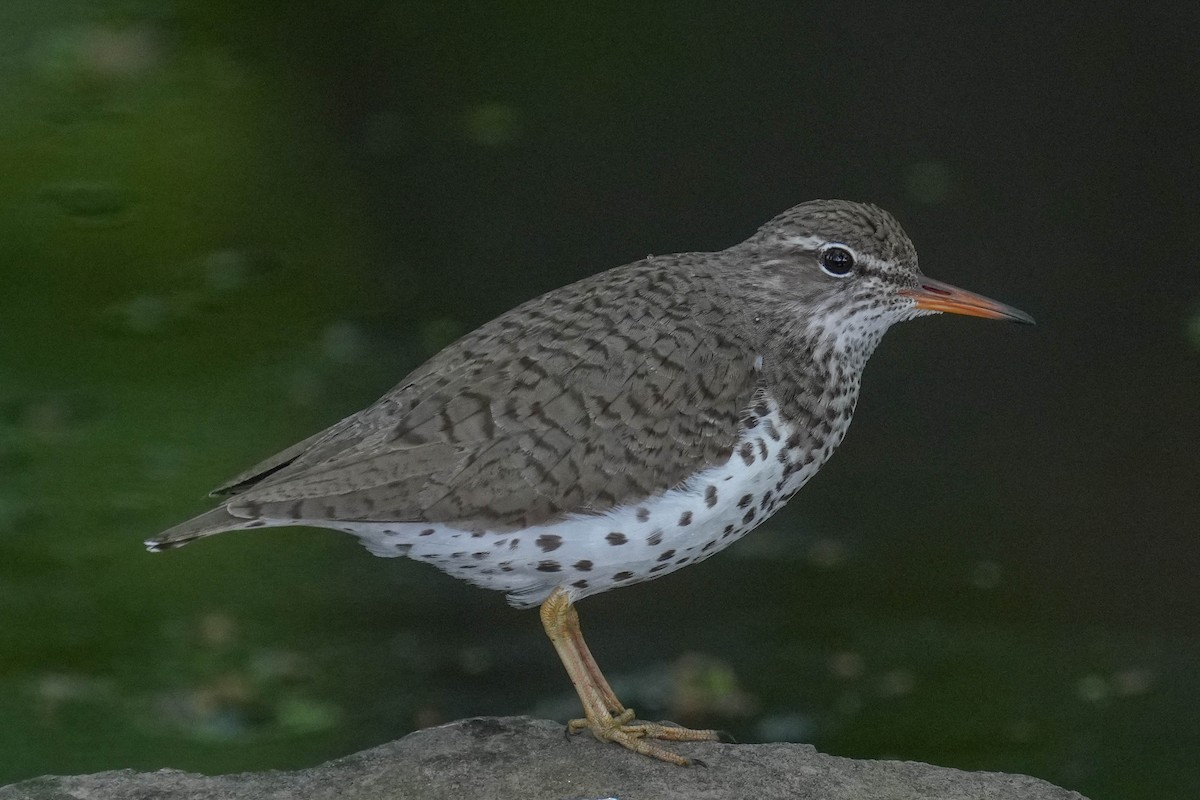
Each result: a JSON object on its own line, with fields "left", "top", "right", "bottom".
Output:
{"left": 819, "top": 246, "right": 855, "bottom": 277}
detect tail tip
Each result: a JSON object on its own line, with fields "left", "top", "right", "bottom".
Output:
{"left": 144, "top": 536, "right": 190, "bottom": 553}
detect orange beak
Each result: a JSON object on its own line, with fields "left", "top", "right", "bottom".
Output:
{"left": 901, "top": 277, "right": 1035, "bottom": 324}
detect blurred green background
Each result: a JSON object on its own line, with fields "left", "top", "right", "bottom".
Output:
{"left": 2, "top": 3, "right": 1198, "bottom": 798}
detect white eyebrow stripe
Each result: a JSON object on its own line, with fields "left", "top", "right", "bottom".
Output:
{"left": 778, "top": 237, "right": 895, "bottom": 272}
{"left": 780, "top": 235, "right": 828, "bottom": 250}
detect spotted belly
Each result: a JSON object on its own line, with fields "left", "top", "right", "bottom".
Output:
{"left": 307, "top": 398, "right": 847, "bottom": 608}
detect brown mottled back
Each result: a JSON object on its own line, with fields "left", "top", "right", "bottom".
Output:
{"left": 216, "top": 254, "right": 763, "bottom": 532}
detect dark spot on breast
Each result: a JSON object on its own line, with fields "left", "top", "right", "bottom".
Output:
{"left": 647, "top": 529, "right": 663, "bottom": 546}
{"left": 738, "top": 494, "right": 753, "bottom": 508}
{"left": 742, "top": 509, "right": 756, "bottom": 525}
{"left": 754, "top": 400, "right": 770, "bottom": 417}
{"left": 739, "top": 442, "right": 755, "bottom": 466}
{"left": 702, "top": 540, "right": 717, "bottom": 552}
{"left": 572, "top": 579, "right": 589, "bottom": 589}
{"left": 451, "top": 551, "right": 465, "bottom": 559}
{"left": 536, "top": 560, "right": 562, "bottom": 572}
{"left": 675, "top": 557, "right": 689, "bottom": 565}
{"left": 757, "top": 438, "right": 769, "bottom": 459}
{"left": 420, "top": 528, "right": 436, "bottom": 536}
{"left": 509, "top": 539, "right": 521, "bottom": 550}
{"left": 764, "top": 420, "right": 781, "bottom": 440}
{"left": 658, "top": 549, "right": 676, "bottom": 562}
{"left": 613, "top": 571, "right": 634, "bottom": 581}
{"left": 536, "top": 534, "right": 563, "bottom": 552}
{"left": 500, "top": 563, "right": 514, "bottom": 572}
{"left": 744, "top": 415, "right": 759, "bottom": 429}
{"left": 705, "top": 485, "right": 718, "bottom": 508}
{"left": 636, "top": 507, "right": 650, "bottom": 522}
{"left": 606, "top": 532, "right": 627, "bottom": 545}
{"left": 472, "top": 552, "right": 489, "bottom": 560}
{"left": 678, "top": 511, "right": 693, "bottom": 526}
{"left": 650, "top": 564, "right": 669, "bottom": 573}
{"left": 786, "top": 431, "right": 803, "bottom": 449}
{"left": 574, "top": 560, "right": 593, "bottom": 571}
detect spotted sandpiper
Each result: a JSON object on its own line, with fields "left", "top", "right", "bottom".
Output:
{"left": 147, "top": 200, "right": 1033, "bottom": 765}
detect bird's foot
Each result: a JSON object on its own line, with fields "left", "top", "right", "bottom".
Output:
{"left": 540, "top": 589, "right": 724, "bottom": 765}
{"left": 566, "top": 708, "right": 721, "bottom": 766}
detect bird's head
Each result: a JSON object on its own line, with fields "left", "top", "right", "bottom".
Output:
{"left": 736, "top": 199, "right": 1033, "bottom": 361}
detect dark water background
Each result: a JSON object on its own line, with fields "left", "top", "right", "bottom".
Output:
{"left": 2, "top": 4, "right": 1198, "bottom": 798}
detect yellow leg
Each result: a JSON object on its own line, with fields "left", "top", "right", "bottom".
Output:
{"left": 539, "top": 586, "right": 722, "bottom": 766}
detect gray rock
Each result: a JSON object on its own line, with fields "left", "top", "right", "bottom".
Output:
{"left": 0, "top": 716, "right": 1089, "bottom": 800}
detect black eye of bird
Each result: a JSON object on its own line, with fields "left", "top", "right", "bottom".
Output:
{"left": 819, "top": 246, "right": 855, "bottom": 277}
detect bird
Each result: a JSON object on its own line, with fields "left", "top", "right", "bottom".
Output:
{"left": 146, "top": 199, "right": 1033, "bottom": 766}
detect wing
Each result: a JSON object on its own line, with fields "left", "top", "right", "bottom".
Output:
{"left": 219, "top": 259, "right": 761, "bottom": 532}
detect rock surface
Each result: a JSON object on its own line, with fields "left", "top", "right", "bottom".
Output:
{"left": 1, "top": 716, "right": 1089, "bottom": 800}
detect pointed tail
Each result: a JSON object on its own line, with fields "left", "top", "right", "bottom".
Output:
{"left": 144, "top": 506, "right": 260, "bottom": 552}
